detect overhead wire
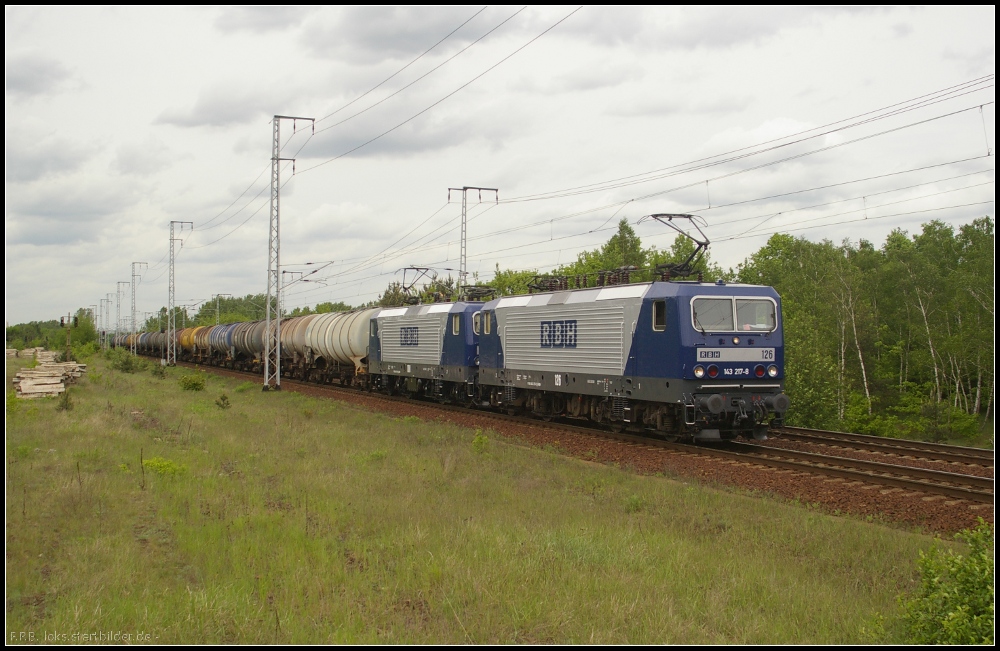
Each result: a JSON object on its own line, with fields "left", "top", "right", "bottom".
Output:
{"left": 280, "top": 160, "right": 995, "bottom": 304}
{"left": 313, "top": 7, "right": 526, "bottom": 135}
{"left": 315, "top": 6, "right": 488, "bottom": 124}
{"left": 498, "top": 75, "right": 994, "bottom": 203}
{"left": 295, "top": 7, "right": 584, "bottom": 175}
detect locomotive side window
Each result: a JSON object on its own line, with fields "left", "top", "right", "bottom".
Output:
{"left": 473, "top": 311, "right": 482, "bottom": 335}
{"left": 370, "top": 320, "right": 378, "bottom": 337}
{"left": 484, "top": 311, "right": 491, "bottom": 335}
{"left": 652, "top": 300, "right": 666, "bottom": 331}
{"left": 692, "top": 298, "right": 734, "bottom": 331}
{"left": 736, "top": 299, "right": 776, "bottom": 332}
{"left": 452, "top": 314, "right": 461, "bottom": 335}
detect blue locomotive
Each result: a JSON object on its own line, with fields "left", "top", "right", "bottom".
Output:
{"left": 367, "top": 279, "right": 789, "bottom": 441}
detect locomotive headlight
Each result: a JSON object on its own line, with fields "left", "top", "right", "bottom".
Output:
{"left": 767, "top": 364, "right": 778, "bottom": 378}
{"left": 732, "top": 336, "right": 740, "bottom": 345}
{"left": 693, "top": 365, "right": 705, "bottom": 379}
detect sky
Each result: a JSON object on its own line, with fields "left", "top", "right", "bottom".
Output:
{"left": 5, "top": 6, "right": 995, "bottom": 327}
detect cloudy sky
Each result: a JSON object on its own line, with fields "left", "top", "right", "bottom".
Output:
{"left": 5, "top": 6, "right": 995, "bottom": 326}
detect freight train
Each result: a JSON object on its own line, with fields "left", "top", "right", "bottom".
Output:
{"left": 121, "top": 278, "right": 790, "bottom": 441}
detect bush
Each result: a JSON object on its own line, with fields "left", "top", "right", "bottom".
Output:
{"left": 900, "top": 520, "right": 994, "bottom": 644}
{"left": 215, "top": 393, "right": 231, "bottom": 409}
{"left": 179, "top": 373, "right": 206, "bottom": 391}
{"left": 105, "top": 348, "right": 144, "bottom": 373}
{"left": 150, "top": 363, "right": 166, "bottom": 379}
{"left": 72, "top": 341, "right": 100, "bottom": 360}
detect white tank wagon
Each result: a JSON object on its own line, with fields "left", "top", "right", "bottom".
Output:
{"left": 278, "top": 315, "right": 319, "bottom": 378}
{"left": 302, "top": 308, "right": 381, "bottom": 384}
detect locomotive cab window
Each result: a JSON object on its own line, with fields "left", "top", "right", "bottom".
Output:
{"left": 652, "top": 300, "right": 666, "bottom": 331}
{"left": 691, "top": 296, "right": 777, "bottom": 333}
{"left": 473, "top": 311, "right": 482, "bottom": 335}
{"left": 484, "top": 311, "right": 491, "bottom": 335}
{"left": 736, "top": 299, "right": 776, "bottom": 332}
{"left": 692, "top": 298, "right": 734, "bottom": 332}
{"left": 370, "top": 320, "right": 378, "bottom": 337}
{"left": 452, "top": 314, "right": 461, "bottom": 335}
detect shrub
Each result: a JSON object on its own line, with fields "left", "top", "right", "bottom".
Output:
{"left": 150, "top": 363, "right": 166, "bottom": 379}
{"left": 56, "top": 390, "right": 73, "bottom": 411}
{"left": 215, "top": 394, "right": 231, "bottom": 410}
{"left": 900, "top": 520, "right": 994, "bottom": 644}
{"left": 72, "top": 341, "right": 100, "bottom": 360}
{"left": 472, "top": 430, "right": 489, "bottom": 454}
{"left": 141, "top": 457, "right": 187, "bottom": 477}
{"left": 105, "top": 348, "right": 144, "bottom": 373}
{"left": 179, "top": 374, "right": 206, "bottom": 391}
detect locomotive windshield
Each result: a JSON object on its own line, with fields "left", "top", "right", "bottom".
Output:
{"left": 692, "top": 298, "right": 734, "bottom": 331}
{"left": 692, "top": 296, "right": 777, "bottom": 333}
{"left": 736, "top": 299, "right": 776, "bottom": 331}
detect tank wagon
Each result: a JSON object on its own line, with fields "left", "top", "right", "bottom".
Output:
{"left": 125, "top": 280, "right": 789, "bottom": 441}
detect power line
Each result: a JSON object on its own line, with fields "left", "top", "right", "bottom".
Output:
{"left": 315, "top": 7, "right": 488, "bottom": 124}
{"left": 295, "top": 7, "right": 584, "bottom": 175}
{"left": 313, "top": 7, "right": 526, "bottom": 135}
{"left": 499, "top": 75, "right": 994, "bottom": 203}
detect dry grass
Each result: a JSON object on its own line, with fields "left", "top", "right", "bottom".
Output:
{"left": 5, "top": 356, "right": 940, "bottom": 643}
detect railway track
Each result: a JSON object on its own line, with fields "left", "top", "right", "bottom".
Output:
{"left": 178, "top": 362, "right": 995, "bottom": 506}
{"left": 776, "top": 426, "right": 993, "bottom": 467}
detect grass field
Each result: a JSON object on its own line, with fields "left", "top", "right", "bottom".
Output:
{"left": 6, "top": 355, "right": 947, "bottom": 643}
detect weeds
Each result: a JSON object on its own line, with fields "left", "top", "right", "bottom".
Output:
{"left": 234, "top": 381, "right": 255, "bottom": 393}
{"left": 472, "top": 430, "right": 489, "bottom": 454}
{"left": 141, "top": 456, "right": 188, "bottom": 477}
{"left": 150, "top": 363, "right": 166, "bottom": 379}
{"left": 624, "top": 494, "right": 645, "bottom": 513}
{"left": 215, "top": 394, "right": 231, "bottom": 410}
{"left": 179, "top": 374, "right": 206, "bottom": 391}
{"left": 4, "top": 353, "right": 964, "bottom": 644}
{"left": 56, "top": 390, "right": 73, "bottom": 411}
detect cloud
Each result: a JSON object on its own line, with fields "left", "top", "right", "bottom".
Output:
{"left": 297, "top": 106, "right": 516, "bottom": 161}
{"left": 891, "top": 22, "right": 913, "bottom": 37}
{"left": 6, "top": 180, "right": 139, "bottom": 245}
{"left": 610, "top": 95, "right": 754, "bottom": 118}
{"left": 564, "top": 7, "right": 866, "bottom": 51}
{"left": 112, "top": 138, "right": 174, "bottom": 176}
{"left": 214, "top": 6, "right": 314, "bottom": 34}
{"left": 302, "top": 7, "right": 493, "bottom": 64}
{"left": 157, "top": 87, "right": 288, "bottom": 128}
{"left": 513, "top": 60, "right": 644, "bottom": 94}
{"left": 943, "top": 46, "right": 995, "bottom": 75}
{"left": 5, "top": 54, "right": 75, "bottom": 98}
{"left": 5, "top": 130, "right": 92, "bottom": 182}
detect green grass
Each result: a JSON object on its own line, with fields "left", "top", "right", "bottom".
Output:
{"left": 5, "top": 356, "right": 949, "bottom": 643}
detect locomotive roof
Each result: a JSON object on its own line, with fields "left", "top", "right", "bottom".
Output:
{"left": 482, "top": 280, "right": 778, "bottom": 309}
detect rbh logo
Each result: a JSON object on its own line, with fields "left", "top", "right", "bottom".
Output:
{"left": 540, "top": 320, "right": 578, "bottom": 348}
{"left": 400, "top": 326, "right": 419, "bottom": 346}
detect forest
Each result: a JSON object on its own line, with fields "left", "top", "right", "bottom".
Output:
{"left": 7, "top": 217, "right": 993, "bottom": 443}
